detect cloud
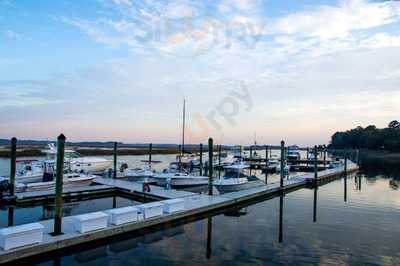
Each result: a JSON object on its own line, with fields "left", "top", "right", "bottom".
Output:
{"left": 273, "top": 0, "right": 400, "bottom": 40}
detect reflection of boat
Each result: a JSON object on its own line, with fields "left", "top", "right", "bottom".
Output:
{"left": 153, "top": 172, "right": 208, "bottom": 187}
{"left": 214, "top": 162, "right": 263, "bottom": 193}
{"left": 224, "top": 207, "right": 248, "bottom": 217}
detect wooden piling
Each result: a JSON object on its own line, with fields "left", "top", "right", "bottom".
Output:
{"left": 113, "top": 142, "right": 118, "bottom": 179}
{"left": 323, "top": 145, "right": 327, "bottom": 168}
{"left": 149, "top": 143, "right": 153, "bottom": 165}
{"left": 199, "top": 143, "right": 203, "bottom": 176}
{"left": 208, "top": 138, "right": 213, "bottom": 196}
{"left": 265, "top": 145, "right": 268, "bottom": 184}
{"left": 306, "top": 148, "right": 309, "bottom": 167}
{"left": 344, "top": 150, "right": 347, "bottom": 202}
{"left": 314, "top": 146, "right": 318, "bottom": 179}
{"left": 218, "top": 145, "right": 221, "bottom": 178}
{"left": 9, "top": 137, "right": 17, "bottom": 197}
{"left": 280, "top": 141, "right": 285, "bottom": 188}
{"left": 53, "top": 133, "right": 66, "bottom": 236}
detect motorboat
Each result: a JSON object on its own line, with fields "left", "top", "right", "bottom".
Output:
{"left": 287, "top": 145, "right": 301, "bottom": 161}
{"left": 153, "top": 172, "right": 209, "bottom": 187}
{"left": 213, "top": 161, "right": 263, "bottom": 193}
{"left": 15, "top": 173, "right": 96, "bottom": 192}
{"left": 42, "top": 144, "right": 113, "bottom": 174}
{"left": 123, "top": 166, "right": 155, "bottom": 183}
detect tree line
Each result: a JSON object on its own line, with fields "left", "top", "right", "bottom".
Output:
{"left": 329, "top": 120, "right": 400, "bottom": 152}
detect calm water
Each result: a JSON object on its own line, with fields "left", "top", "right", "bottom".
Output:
{"left": 1, "top": 155, "right": 399, "bottom": 265}
{"left": 19, "top": 166, "right": 399, "bottom": 266}
{"left": 0, "top": 196, "right": 141, "bottom": 229}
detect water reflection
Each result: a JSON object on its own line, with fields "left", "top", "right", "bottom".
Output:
{"left": 206, "top": 216, "right": 212, "bottom": 260}
{"left": 313, "top": 186, "right": 318, "bottom": 223}
{"left": 279, "top": 193, "right": 283, "bottom": 243}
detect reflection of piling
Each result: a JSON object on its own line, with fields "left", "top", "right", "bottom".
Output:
{"left": 199, "top": 143, "right": 203, "bottom": 176}
{"left": 280, "top": 141, "right": 285, "bottom": 188}
{"left": 279, "top": 194, "right": 283, "bottom": 243}
{"left": 9, "top": 137, "right": 17, "bottom": 197}
{"left": 53, "top": 134, "right": 66, "bottom": 236}
{"left": 208, "top": 138, "right": 213, "bottom": 196}
{"left": 8, "top": 207, "right": 14, "bottom": 227}
{"left": 313, "top": 186, "right": 318, "bottom": 223}
{"left": 113, "top": 142, "right": 118, "bottom": 179}
{"left": 206, "top": 216, "right": 212, "bottom": 259}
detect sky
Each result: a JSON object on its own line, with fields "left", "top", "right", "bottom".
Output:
{"left": 0, "top": 0, "right": 399, "bottom": 146}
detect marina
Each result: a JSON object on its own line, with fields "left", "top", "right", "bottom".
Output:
{"left": 0, "top": 136, "right": 359, "bottom": 264}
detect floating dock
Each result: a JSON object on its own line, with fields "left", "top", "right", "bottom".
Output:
{"left": 0, "top": 162, "right": 359, "bottom": 264}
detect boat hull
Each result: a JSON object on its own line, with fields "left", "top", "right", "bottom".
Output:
{"left": 153, "top": 175, "right": 209, "bottom": 187}
{"left": 214, "top": 181, "right": 264, "bottom": 193}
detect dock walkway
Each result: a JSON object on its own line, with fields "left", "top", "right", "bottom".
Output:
{"left": 0, "top": 162, "right": 359, "bottom": 264}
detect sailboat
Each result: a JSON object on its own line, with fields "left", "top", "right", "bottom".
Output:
{"left": 154, "top": 99, "right": 208, "bottom": 187}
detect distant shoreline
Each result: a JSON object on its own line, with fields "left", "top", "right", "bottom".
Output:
{"left": 0, "top": 146, "right": 232, "bottom": 158}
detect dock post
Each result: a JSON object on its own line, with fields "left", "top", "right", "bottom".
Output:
{"left": 344, "top": 150, "right": 347, "bottom": 202}
{"left": 218, "top": 145, "right": 221, "bottom": 178}
{"left": 250, "top": 145, "right": 253, "bottom": 158}
{"left": 199, "top": 143, "right": 203, "bottom": 176}
{"left": 53, "top": 133, "right": 66, "bottom": 236}
{"left": 323, "top": 145, "right": 327, "bottom": 168}
{"left": 265, "top": 145, "right": 268, "bottom": 184}
{"left": 208, "top": 138, "right": 213, "bottom": 196}
{"left": 113, "top": 142, "right": 118, "bottom": 179}
{"left": 9, "top": 137, "right": 17, "bottom": 197}
{"left": 306, "top": 148, "right": 309, "bottom": 167}
{"left": 149, "top": 143, "right": 153, "bottom": 165}
{"left": 314, "top": 146, "right": 318, "bottom": 180}
{"left": 280, "top": 141, "right": 285, "bottom": 188}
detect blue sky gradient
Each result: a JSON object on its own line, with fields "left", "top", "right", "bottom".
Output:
{"left": 1, "top": 0, "right": 400, "bottom": 145}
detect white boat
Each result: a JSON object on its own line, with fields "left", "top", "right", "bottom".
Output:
{"left": 123, "top": 167, "right": 155, "bottom": 182}
{"left": 275, "top": 162, "right": 291, "bottom": 174}
{"left": 287, "top": 145, "right": 301, "bottom": 161}
{"left": 214, "top": 162, "right": 263, "bottom": 193}
{"left": 15, "top": 173, "right": 96, "bottom": 192}
{"left": 42, "top": 144, "right": 113, "bottom": 174}
{"left": 153, "top": 172, "right": 209, "bottom": 187}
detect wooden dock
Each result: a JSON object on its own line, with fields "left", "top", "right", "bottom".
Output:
{"left": 0, "top": 162, "right": 359, "bottom": 264}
